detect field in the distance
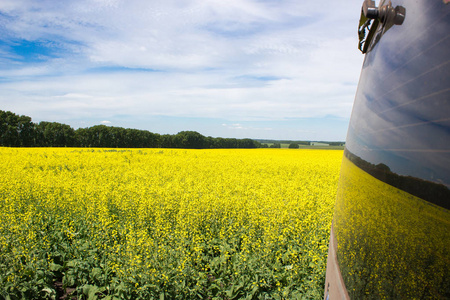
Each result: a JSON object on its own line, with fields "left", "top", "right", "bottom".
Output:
{"left": 0, "top": 148, "right": 343, "bottom": 299}
{"left": 264, "top": 144, "right": 345, "bottom": 150}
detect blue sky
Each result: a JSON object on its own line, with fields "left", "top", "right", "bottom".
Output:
{"left": 0, "top": 0, "right": 365, "bottom": 141}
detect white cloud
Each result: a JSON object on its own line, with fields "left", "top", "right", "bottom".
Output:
{"left": 0, "top": 0, "right": 366, "bottom": 140}
{"left": 222, "top": 123, "right": 273, "bottom": 131}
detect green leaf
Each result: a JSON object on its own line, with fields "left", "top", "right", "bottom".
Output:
{"left": 226, "top": 283, "right": 244, "bottom": 299}
{"left": 49, "top": 263, "right": 63, "bottom": 272}
{"left": 66, "top": 260, "right": 77, "bottom": 268}
{"left": 91, "top": 267, "right": 102, "bottom": 279}
{"left": 82, "top": 284, "right": 100, "bottom": 300}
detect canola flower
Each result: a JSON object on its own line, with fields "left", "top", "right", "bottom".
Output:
{"left": 0, "top": 147, "right": 342, "bottom": 299}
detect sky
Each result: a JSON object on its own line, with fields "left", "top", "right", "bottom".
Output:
{"left": 0, "top": 0, "right": 365, "bottom": 141}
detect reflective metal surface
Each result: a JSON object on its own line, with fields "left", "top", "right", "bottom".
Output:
{"left": 334, "top": 157, "right": 450, "bottom": 298}
{"left": 330, "top": 0, "right": 450, "bottom": 298}
{"left": 347, "top": 0, "right": 450, "bottom": 205}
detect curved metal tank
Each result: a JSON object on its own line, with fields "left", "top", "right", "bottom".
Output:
{"left": 324, "top": 0, "right": 450, "bottom": 298}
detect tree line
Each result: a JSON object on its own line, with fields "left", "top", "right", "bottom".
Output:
{"left": 0, "top": 110, "right": 261, "bottom": 149}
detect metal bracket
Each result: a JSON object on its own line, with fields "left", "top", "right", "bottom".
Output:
{"left": 358, "top": 0, "right": 406, "bottom": 53}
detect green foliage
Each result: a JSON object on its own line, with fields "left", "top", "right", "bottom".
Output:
{"left": 36, "top": 121, "right": 77, "bottom": 147}
{"left": 173, "top": 131, "right": 206, "bottom": 149}
{"left": 0, "top": 110, "right": 261, "bottom": 149}
{"left": 0, "top": 148, "right": 342, "bottom": 299}
{"left": 75, "top": 125, "right": 160, "bottom": 148}
{"left": 0, "top": 110, "right": 35, "bottom": 146}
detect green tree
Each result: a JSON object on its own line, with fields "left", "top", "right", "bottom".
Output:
{"left": 289, "top": 143, "right": 299, "bottom": 149}
{"left": 0, "top": 110, "right": 36, "bottom": 146}
{"left": 124, "top": 128, "right": 159, "bottom": 148}
{"left": 224, "top": 138, "right": 238, "bottom": 148}
{"left": 173, "top": 131, "right": 206, "bottom": 149}
{"left": 1, "top": 110, "right": 270, "bottom": 149}
{"left": 36, "top": 121, "right": 77, "bottom": 147}
{"left": 237, "top": 138, "right": 259, "bottom": 148}
{"left": 160, "top": 134, "right": 175, "bottom": 148}
{"left": 211, "top": 137, "right": 227, "bottom": 148}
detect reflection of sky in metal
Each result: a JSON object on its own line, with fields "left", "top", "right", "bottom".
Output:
{"left": 346, "top": 0, "right": 450, "bottom": 187}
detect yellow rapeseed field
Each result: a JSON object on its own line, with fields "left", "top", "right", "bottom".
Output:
{"left": 0, "top": 147, "right": 342, "bottom": 299}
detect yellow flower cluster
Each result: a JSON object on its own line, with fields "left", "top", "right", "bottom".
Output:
{"left": 0, "top": 147, "right": 342, "bottom": 299}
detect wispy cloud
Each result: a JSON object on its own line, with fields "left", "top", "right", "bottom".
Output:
{"left": 222, "top": 123, "right": 272, "bottom": 131}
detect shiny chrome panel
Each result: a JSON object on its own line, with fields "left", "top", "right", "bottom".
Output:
{"left": 327, "top": 0, "right": 450, "bottom": 298}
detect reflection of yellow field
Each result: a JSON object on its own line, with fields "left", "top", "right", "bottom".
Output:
{"left": 334, "top": 157, "right": 450, "bottom": 299}
{"left": 0, "top": 147, "right": 342, "bottom": 298}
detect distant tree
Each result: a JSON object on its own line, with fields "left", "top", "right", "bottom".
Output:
{"left": 160, "top": 134, "right": 175, "bottom": 148}
{"left": 125, "top": 128, "right": 160, "bottom": 148}
{"left": 109, "top": 126, "right": 126, "bottom": 147}
{"left": 1, "top": 110, "right": 269, "bottom": 149}
{"left": 173, "top": 131, "right": 207, "bottom": 149}
{"left": 18, "top": 115, "right": 35, "bottom": 146}
{"left": 143, "top": 130, "right": 160, "bottom": 148}
{"left": 261, "top": 143, "right": 269, "bottom": 148}
{"left": 126, "top": 129, "right": 143, "bottom": 147}
{"left": 225, "top": 138, "right": 238, "bottom": 148}
{"left": 288, "top": 143, "right": 299, "bottom": 149}
{"left": 0, "top": 110, "right": 21, "bottom": 146}
{"left": 0, "top": 110, "right": 35, "bottom": 146}
{"left": 212, "top": 137, "right": 227, "bottom": 148}
{"left": 75, "top": 128, "right": 88, "bottom": 147}
{"left": 87, "top": 125, "right": 112, "bottom": 147}
{"left": 270, "top": 143, "right": 281, "bottom": 148}
{"left": 36, "top": 121, "right": 77, "bottom": 147}
{"left": 205, "top": 136, "right": 215, "bottom": 148}
{"left": 237, "top": 138, "right": 259, "bottom": 148}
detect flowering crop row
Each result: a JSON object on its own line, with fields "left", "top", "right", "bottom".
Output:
{"left": 0, "top": 148, "right": 342, "bottom": 299}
